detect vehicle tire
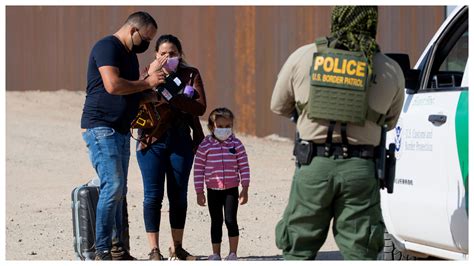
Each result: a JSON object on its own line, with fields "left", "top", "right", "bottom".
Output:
{"left": 382, "top": 229, "right": 417, "bottom": 260}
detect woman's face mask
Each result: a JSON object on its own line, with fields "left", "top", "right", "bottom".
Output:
{"left": 213, "top": 127, "right": 232, "bottom": 141}
{"left": 163, "top": 56, "right": 180, "bottom": 73}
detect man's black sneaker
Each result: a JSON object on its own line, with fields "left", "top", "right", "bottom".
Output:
{"left": 111, "top": 245, "right": 136, "bottom": 260}
{"left": 95, "top": 250, "right": 112, "bottom": 260}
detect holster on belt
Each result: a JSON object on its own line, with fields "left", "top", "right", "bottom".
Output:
{"left": 384, "top": 143, "right": 396, "bottom": 193}
{"left": 294, "top": 140, "right": 313, "bottom": 165}
{"left": 375, "top": 125, "right": 396, "bottom": 194}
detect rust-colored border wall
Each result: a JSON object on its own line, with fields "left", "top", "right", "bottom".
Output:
{"left": 6, "top": 6, "right": 445, "bottom": 138}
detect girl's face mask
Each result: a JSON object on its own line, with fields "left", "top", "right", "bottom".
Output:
{"left": 163, "top": 57, "right": 180, "bottom": 73}
{"left": 213, "top": 128, "right": 232, "bottom": 141}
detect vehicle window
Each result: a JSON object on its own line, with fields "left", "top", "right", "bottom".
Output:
{"left": 439, "top": 30, "right": 468, "bottom": 72}
{"left": 426, "top": 9, "right": 468, "bottom": 91}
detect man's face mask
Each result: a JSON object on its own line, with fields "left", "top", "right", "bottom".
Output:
{"left": 163, "top": 57, "right": 180, "bottom": 73}
{"left": 131, "top": 30, "right": 150, "bottom": 54}
{"left": 213, "top": 128, "right": 232, "bottom": 141}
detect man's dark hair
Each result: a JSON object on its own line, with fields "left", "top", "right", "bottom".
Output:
{"left": 126, "top": 11, "right": 157, "bottom": 29}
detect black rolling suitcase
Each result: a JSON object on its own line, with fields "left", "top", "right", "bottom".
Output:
{"left": 71, "top": 179, "right": 131, "bottom": 260}
{"left": 71, "top": 180, "right": 100, "bottom": 260}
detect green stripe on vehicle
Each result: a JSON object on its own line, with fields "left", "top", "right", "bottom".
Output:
{"left": 455, "top": 91, "right": 468, "bottom": 213}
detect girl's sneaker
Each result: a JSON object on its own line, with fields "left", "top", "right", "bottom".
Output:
{"left": 224, "top": 252, "right": 238, "bottom": 260}
{"left": 208, "top": 253, "right": 222, "bottom": 260}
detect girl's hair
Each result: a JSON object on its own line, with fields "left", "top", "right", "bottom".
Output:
{"left": 208, "top": 107, "right": 234, "bottom": 130}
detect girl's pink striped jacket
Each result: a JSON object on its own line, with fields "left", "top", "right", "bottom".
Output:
{"left": 194, "top": 134, "right": 250, "bottom": 193}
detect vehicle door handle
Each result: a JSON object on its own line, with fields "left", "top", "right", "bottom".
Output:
{"left": 428, "top": 114, "right": 447, "bottom": 125}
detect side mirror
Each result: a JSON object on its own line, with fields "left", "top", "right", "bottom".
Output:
{"left": 385, "top": 53, "right": 421, "bottom": 94}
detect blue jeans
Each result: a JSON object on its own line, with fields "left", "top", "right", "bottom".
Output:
{"left": 136, "top": 128, "right": 194, "bottom": 232}
{"left": 82, "top": 127, "right": 130, "bottom": 252}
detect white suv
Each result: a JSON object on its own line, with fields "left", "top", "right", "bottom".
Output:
{"left": 381, "top": 6, "right": 468, "bottom": 260}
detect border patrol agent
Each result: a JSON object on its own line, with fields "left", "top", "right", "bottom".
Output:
{"left": 271, "top": 6, "right": 405, "bottom": 260}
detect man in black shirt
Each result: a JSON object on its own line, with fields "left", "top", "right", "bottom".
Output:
{"left": 81, "top": 11, "right": 164, "bottom": 260}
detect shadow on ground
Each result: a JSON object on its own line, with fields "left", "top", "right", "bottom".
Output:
{"left": 193, "top": 251, "right": 343, "bottom": 261}
{"left": 238, "top": 255, "right": 283, "bottom": 260}
{"left": 315, "top": 251, "right": 344, "bottom": 260}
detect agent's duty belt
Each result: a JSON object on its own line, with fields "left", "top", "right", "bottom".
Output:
{"left": 313, "top": 143, "right": 375, "bottom": 159}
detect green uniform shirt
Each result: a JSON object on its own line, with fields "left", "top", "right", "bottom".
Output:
{"left": 271, "top": 43, "right": 405, "bottom": 146}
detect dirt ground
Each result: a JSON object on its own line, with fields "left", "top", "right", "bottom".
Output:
{"left": 5, "top": 90, "right": 341, "bottom": 260}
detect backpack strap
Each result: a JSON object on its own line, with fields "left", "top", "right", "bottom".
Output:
{"left": 315, "top": 37, "right": 329, "bottom": 51}
{"left": 366, "top": 107, "right": 386, "bottom": 126}
{"left": 324, "top": 121, "right": 337, "bottom": 157}
{"left": 295, "top": 101, "right": 307, "bottom": 116}
{"left": 340, "top": 122, "right": 349, "bottom": 158}
{"left": 297, "top": 37, "right": 329, "bottom": 117}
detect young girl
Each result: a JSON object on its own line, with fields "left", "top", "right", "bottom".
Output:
{"left": 194, "top": 107, "right": 250, "bottom": 261}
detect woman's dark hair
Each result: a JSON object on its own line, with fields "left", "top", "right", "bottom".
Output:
{"left": 155, "top": 34, "right": 183, "bottom": 54}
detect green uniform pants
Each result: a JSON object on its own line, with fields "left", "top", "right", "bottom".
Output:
{"left": 275, "top": 156, "right": 384, "bottom": 260}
